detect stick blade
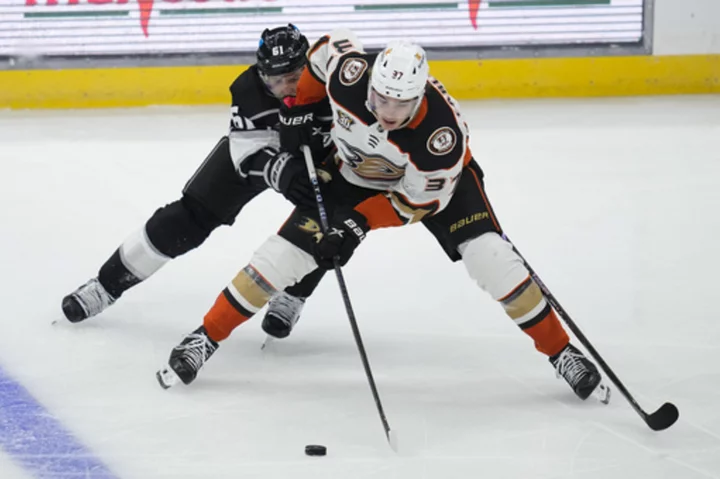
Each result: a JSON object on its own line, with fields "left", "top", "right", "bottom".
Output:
{"left": 646, "top": 402, "right": 679, "bottom": 431}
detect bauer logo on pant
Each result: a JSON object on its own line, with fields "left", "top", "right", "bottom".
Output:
{"left": 427, "top": 126, "right": 457, "bottom": 156}
{"left": 449, "top": 212, "right": 490, "bottom": 233}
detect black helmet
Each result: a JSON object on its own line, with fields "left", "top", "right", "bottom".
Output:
{"left": 256, "top": 24, "right": 309, "bottom": 76}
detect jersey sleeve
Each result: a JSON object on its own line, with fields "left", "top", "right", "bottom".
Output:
{"left": 227, "top": 77, "right": 280, "bottom": 177}
{"left": 385, "top": 78, "right": 470, "bottom": 224}
{"left": 294, "top": 29, "right": 365, "bottom": 108}
{"left": 306, "top": 29, "right": 364, "bottom": 84}
{"left": 390, "top": 157, "right": 465, "bottom": 222}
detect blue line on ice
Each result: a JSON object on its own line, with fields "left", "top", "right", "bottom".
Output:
{"left": 0, "top": 365, "right": 118, "bottom": 478}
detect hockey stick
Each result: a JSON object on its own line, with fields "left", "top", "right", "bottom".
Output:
{"left": 301, "top": 145, "right": 398, "bottom": 450}
{"left": 502, "top": 234, "right": 679, "bottom": 431}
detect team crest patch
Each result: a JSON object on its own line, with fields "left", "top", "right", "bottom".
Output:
{"left": 296, "top": 216, "right": 320, "bottom": 234}
{"left": 336, "top": 110, "right": 355, "bottom": 131}
{"left": 317, "top": 168, "right": 333, "bottom": 184}
{"left": 427, "top": 127, "right": 457, "bottom": 156}
{"left": 340, "top": 57, "right": 368, "bottom": 86}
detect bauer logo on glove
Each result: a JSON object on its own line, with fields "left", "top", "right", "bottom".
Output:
{"left": 342, "top": 218, "right": 366, "bottom": 242}
{"left": 280, "top": 112, "right": 314, "bottom": 126}
{"left": 311, "top": 210, "right": 369, "bottom": 269}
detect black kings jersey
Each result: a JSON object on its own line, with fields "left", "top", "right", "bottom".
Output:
{"left": 228, "top": 64, "right": 332, "bottom": 174}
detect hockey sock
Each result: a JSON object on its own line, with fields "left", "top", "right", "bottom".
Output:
{"left": 520, "top": 308, "right": 569, "bottom": 357}
{"left": 203, "top": 265, "right": 276, "bottom": 341}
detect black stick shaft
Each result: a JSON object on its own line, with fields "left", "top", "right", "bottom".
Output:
{"left": 302, "top": 146, "right": 394, "bottom": 444}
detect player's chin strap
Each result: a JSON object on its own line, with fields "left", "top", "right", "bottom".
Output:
{"left": 301, "top": 145, "right": 398, "bottom": 451}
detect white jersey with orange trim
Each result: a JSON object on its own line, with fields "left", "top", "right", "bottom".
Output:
{"left": 303, "top": 30, "right": 471, "bottom": 224}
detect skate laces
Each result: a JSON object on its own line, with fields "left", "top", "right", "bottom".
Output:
{"left": 175, "top": 333, "right": 217, "bottom": 372}
{"left": 74, "top": 278, "right": 115, "bottom": 316}
{"left": 554, "top": 348, "right": 589, "bottom": 387}
{"left": 268, "top": 292, "right": 305, "bottom": 327}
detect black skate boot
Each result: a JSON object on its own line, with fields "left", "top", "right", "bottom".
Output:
{"left": 61, "top": 278, "right": 116, "bottom": 323}
{"left": 156, "top": 326, "right": 219, "bottom": 389}
{"left": 550, "top": 343, "right": 610, "bottom": 404}
{"left": 261, "top": 292, "right": 305, "bottom": 339}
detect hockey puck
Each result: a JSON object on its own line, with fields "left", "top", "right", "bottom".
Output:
{"left": 304, "top": 445, "right": 327, "bottom": 456}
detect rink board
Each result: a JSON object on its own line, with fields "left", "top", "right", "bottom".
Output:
{"left": 1, "top": 54, "right": 719, "bottom": 109}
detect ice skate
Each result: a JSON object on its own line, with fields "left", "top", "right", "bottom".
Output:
{"left": 157, "top": 326, "right": 219, "bottom": 388}
{"left": 261, "top": 291, "right": 305, "bottom": 341}
{"left": 61, "top": 278, "right": 116, "bottom": 323}
{"left": 550, "top": 343, "right": 611, "bottom": 404}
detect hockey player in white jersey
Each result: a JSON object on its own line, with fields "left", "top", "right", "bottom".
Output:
{"left": 157, "top": 30, "right": 611, "bottom": 405}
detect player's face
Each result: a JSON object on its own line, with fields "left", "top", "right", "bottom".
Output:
{"left": 368, "top": 88, "right": 419, "bottom": 131}
{"left": 261, "top": 67, "right": 304, "bottom": 99}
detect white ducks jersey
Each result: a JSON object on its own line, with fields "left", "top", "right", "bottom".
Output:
{"left": 302, "top": 30, "right": 472, "bottom": 225}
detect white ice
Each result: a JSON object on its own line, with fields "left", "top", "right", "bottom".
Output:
{"left": 1, "top": 96, "right": 719, "bottom": 479}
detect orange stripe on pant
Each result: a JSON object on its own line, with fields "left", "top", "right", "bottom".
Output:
{"left": 522, "top": 309, "right": 569, "bottom": 357}
{"left": 203, "top": 292, "right": 252, "bottom": 342}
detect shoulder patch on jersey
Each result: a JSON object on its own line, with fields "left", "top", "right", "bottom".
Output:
{"left": 339, "top": 57, "right": 368, "bottom": 86}
{"left": 427, "top": 127, "right": 457, "bottom": 156}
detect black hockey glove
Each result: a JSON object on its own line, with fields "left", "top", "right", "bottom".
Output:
{"left": 279, "top": 100, "right": 319, "bottom": 154}
{"left": 312, "top": 209, "right": 369, "bottom": 270}
{"left": 263, "top": 151, "right": 315, "bottom": 208}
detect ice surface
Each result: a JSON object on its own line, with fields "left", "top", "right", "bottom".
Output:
{"left": 0, "top": 96, "right": 718, "bottom": 478}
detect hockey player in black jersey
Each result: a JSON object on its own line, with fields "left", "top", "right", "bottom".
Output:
{"left": 61, "top": 24, "right": 330, "bottom": 340}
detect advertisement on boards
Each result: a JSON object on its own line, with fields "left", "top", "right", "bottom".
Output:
{"left": 0, "top": 0, "right": 644, "bottom": 56}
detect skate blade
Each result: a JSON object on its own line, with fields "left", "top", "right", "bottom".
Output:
{"left": 50, "top": 317, "right": 70, "bottom": 327}
{"left": 156, "top": 365, "right": 180, "bottom": 389}
{"left": 592, "top": 381, "right": 611, "bottom": 405}
{"left": 260, "top": 335, "right": 276, "bottom": 351}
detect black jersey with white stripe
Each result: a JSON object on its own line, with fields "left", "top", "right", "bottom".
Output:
{"left": 228, "top": 65, "right": 333, "bottom": 171}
